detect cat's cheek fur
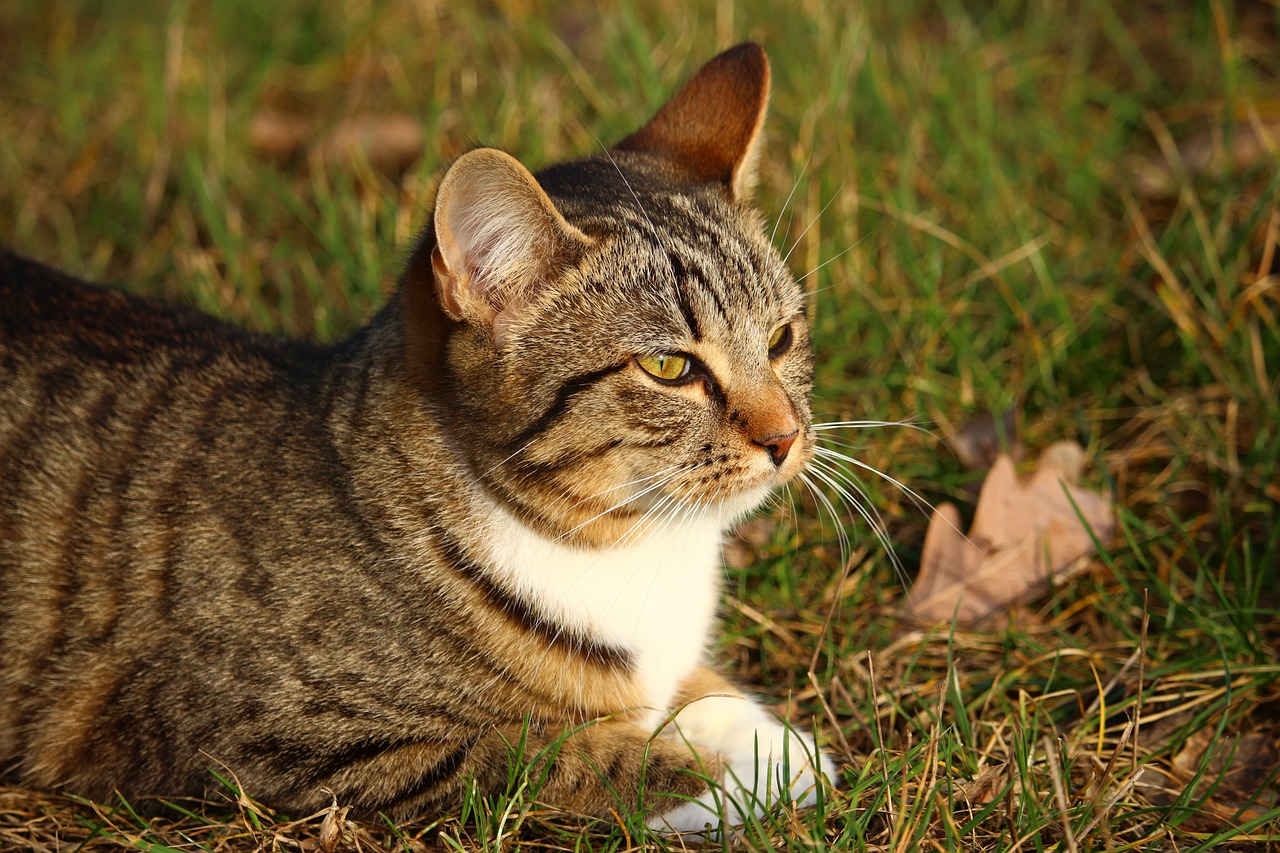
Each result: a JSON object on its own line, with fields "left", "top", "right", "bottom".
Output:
{"left": 648, "top": 694, "right": 832, "bottom": 834}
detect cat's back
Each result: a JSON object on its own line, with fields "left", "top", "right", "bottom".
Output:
{"left": 0, "top": 249, "right": 318, "bottom": 377}
{"left": 0, "top": 249, "right": 334, "bottom": 465}
{"left": 0, "top": 250, "right": 382, "bottom": 796}
{"left": 0, "top": 249, "right": 342, "bottom": 580}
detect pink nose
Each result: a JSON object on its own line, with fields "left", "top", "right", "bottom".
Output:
{"left": 755, "top": 429, "right": 798, "bottom": 467}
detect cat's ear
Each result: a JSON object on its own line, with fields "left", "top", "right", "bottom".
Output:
{"left": 616, "top": 42, "right": 770, "bottom": 201}
{"left": 430, "top": 148, "right": 592, "bottom": 345}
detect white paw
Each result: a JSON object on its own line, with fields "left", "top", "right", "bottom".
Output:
{"left": 645, "top": 694, "right": 835, "bottom": 835}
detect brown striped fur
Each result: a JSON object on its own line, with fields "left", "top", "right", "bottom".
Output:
{"left": 0, "top": 44, "right": 826, "bottom": 828}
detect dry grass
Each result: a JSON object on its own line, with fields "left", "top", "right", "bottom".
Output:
{"left": 1, "top": 0, "right": 1278, "bottom": 850}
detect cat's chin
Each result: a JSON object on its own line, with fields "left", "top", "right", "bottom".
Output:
{"left": 578, "top": 481, "right": 773, "bottom": 547}
{"left": 711, "top": 482, "right": 777, "bottom": 529}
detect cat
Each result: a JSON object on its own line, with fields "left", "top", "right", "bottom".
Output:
{"left": 0, "top": 43, "right": 833, "bottom": 834}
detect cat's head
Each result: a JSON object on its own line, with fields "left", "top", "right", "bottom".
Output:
{"left": 402, "top": 44, "right": 814, "bottom": 548}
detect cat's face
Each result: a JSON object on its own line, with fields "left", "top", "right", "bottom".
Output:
{"left": 411, "top": 45, "right": 811, "bottom": 546}
{"left": 507, "top": 173, "right": 813, "bottom": 535}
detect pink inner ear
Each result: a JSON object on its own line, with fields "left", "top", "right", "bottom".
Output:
{"left": 431, "top": 246, "right": 491, "bottom": 325}
{"left": 616, "top": 43, "right": 770, "bottom": 198}
{"left": 431, "top": 148, "right": 594, "bottom": 338}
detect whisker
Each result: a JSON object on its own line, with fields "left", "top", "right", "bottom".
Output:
{"left": 796, "top": 218, "right": 881, "bottom": 286}
{"left": 572, "top": 462, "right": 687, "bottom": 507}
{"left": 771, "top": 151, "right": 813, "bottom": 248}
{"left": 585, "top": 125, "right": 661, "bottom": 240}
{"left": 812, "top": 444, "right": 938, "bottom": 521}
{"left": 812, "top": 419, "right": 934, "bottom": 437}
{"left": 782, "top": 177, "right": 848, "bottom": 266}
{"left": 481, "top": 438, "right": 537, "bottom": 479}
{"left": 628, "top": 496, "right": 698, "bottom": 621}
{"left": 797, "top": 470, "right": 850, "bottom": 569}
{"left": 551, "top": 465, "right": 689, "bottom": 545}
{"left": 814, "top": 443, "right": 973, "bottom": 554}
{"left": 614, "top": 487, "right": 683, "bottom": 549}
{"left": 806, "top": 457, "right": 907, "bottom": 586}
{"left": 795, "top": 245, "right": 854, "bottom": 284}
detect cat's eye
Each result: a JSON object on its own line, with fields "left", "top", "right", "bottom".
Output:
{"left": 636, "top": 354, "right": 692, "bottom": 383}
{"left": 768, "top": 324, "right": 792, "bottom": 357}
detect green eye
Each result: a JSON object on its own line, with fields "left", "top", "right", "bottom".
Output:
{"left": 768, "top": 324, "right": 792, "bottom": 356}
{"left": 637, "top": 354, "right": 691, "bottom": 382}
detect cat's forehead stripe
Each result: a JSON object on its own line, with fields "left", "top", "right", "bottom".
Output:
{"left": 630, "top": 219, "right": 757, "bottom": 318}
{"left": 664, "top": 252, "right": 703, "bottom": 342}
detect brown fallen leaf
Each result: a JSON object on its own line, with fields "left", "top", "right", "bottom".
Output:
{"left": 948, "top": 761, "right": 1018, "bottom": 807}
{"left": 1131, "top": 115, "right": 1280, "bottom": 199}
{"left": 724, "top": 516, "right": 779, "bottom": 571}
{"left": 907, "top": 441, "right": 1115, "bottom": 626}
{"left": 249, "top": 110, "right": 425, "bottom": 177}
{"left": 1135, "top": 727, "right": 1279, "bottom": 831}
{"left": 949, "top": 408, "right": 1021, "bottom": 472}
{"left": 249, "top": 108, "right": 313, "bottom": 164}
{"left": 313, "top": 114, "right": 424, "bottom": 175}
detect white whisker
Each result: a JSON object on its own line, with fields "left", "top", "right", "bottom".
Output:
{"left": 782, "top": 177, "right": 847, "bottom": 266}
{"left": 796, "top": 470, "right": 850, "bottom": 569}
{"left": 812, "top": 418, "right": 933, "bottom": 436}
{"left": 771, "top": 151, "right": 813, "bottom": 248}
{"left": 551, "top": 465, "right": 690, "bottom": 545}
{"left": 806, "top": 457, "right": 907, "bottom": 586}
{"left": 481, "top": 438, "right": 537, "bottom": 479}
{"left": 586, "top": 126, "right": 664, "bottom": 247}
{"left": 812, "top": 444, "right": 935, "bottom": 520}
{"left": 795, "top": 242, "right": 855, "bottom": 285}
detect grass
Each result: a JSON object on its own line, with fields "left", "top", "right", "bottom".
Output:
{"left": 2, "top": 0, "right": 1278, "bottom": 850}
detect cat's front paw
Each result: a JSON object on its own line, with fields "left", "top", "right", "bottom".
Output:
{"left": 645, "top": 694, "right": 834, "bottom": 835}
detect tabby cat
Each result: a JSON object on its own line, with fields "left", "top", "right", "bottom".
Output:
{"left": 0, "top": 43, "right": 833, "bottom": 833}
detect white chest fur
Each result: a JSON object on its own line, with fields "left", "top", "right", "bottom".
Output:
{"left": 471, "top": 499, "right": 833, "bottom": 835}
{"left": 477, "top": 504, "right": 726, "bottom": 721}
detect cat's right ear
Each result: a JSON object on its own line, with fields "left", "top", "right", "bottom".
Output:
{"left": 616, "top": 43, "right": 770, "bottom": 201}
{"left": 429, "top": 148, "right": 593, "bottom": 346}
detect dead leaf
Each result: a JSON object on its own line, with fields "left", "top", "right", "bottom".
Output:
{"left": 735, "top": 516, "right": 778, "bottom": 547}
{"left": 724, "top": 517, "right": 778, "bottom": 571}
{"left": 250, "top": 110, "right": 425, "bottom": 176}
{"left": 249, "top": 109, "right": 313, "bottom": 164}
{"left": 1174, "top": 729, "right": 1279, "bottom": 802}
{"left": 907, "top": 441, "right": 1115, "bottom": 626}
{"left": 1135, "top": 727, "right": 1280, "bottom": 831}
{"left": 949, "top": 408, "right": 1020, "bottom": 471}
{"left": 313, "top": 114, "right": 424, "bottom": 175}
{"left": 948, "top": 762, "right": 1017, "bottom": 806}
{"left": 316, "top": 801, "right": 347, "bottom": 853}
{"left": 722, "top": 538, "right": 754, "bottom": 572}
{"left": 1131, "top": 116, "right": 1280, "bottom": 199}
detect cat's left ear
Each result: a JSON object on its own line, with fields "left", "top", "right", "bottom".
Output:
{"left": 616, "top": 43, "right": 770, "bottom": 201}
{"left": 430, "top": 148, "right": 593, "bottom": 346}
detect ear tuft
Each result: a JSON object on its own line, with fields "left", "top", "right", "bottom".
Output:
{"left": 432, "top": 148, "right": 591, "bottom": 339}
{"left": 616, "top": 43, "right": 770, "bottom": 200}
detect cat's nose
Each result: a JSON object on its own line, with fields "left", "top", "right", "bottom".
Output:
{"left": 755, "top": 429, "right": 798, "bottom": 467}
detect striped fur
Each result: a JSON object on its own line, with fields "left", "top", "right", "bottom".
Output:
{"left": 0, "top": 44, "right": 830, "bottom": 831}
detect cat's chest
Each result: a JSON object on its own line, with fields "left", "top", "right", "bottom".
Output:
{"left": 478, "top": 506, "right": 725, "bottom": 718}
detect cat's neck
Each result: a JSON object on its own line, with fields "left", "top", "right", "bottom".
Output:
{"left": 471, "top": 495, "right": 727, "bottom": 718}
{"left": 324, "top": 319, "right": 735, "bottom": 719}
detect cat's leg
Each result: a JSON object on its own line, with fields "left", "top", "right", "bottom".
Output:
{"left": 645, "top": 666, "right": 835, "bottom": 834}
{"left": 286, "top": 720, "right": 718, "bottom": 823}
{"left": 486, "top": 720, "right": 723, "bottom": 820}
